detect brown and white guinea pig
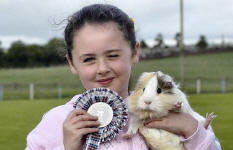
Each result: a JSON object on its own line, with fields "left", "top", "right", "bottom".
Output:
{"left": 125, "top": 71, "right": 215, "bottom": 150}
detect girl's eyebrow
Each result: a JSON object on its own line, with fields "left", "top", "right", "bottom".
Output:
{"left": 79, "top": 49, "right": 123, "bottom": 59}
{"left": 79, "top": 53, "right": 95, "bottom": 60}
{"left": 104, "top": 49, "right": 123, "bottom": 54}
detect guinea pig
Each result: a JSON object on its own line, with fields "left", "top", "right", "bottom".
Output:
{"left": 125, "top": 71, "right": 215, "bottom": 150}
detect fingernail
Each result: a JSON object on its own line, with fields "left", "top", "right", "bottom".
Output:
{"left": 144, "top": 124, "right": 150, "bottom": 128}
{"left": 92, "top": 116, "right": 98, "bottom": 119}
{"left": 144, "top": 122, "right": 148, "bottom": 126}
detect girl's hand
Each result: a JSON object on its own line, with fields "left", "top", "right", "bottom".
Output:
{"left": 63, "top": 109, "right": 100, "bottom": 150}
{"left": 144, "top": 112, "right": 198, "bottom": 138}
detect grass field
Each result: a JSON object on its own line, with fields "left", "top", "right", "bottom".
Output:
{"left": 0, "top": 93, "right": 232, "bottom": 149}
{"left": 0, "top": 52, "right": 233, "bottom": 100}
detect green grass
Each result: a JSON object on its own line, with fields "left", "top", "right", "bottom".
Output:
{"left": 0, "top": 93, "right": 232, "bottom": 149}
{"left": 0, "top": 99, "right": 69, "bottom": 150}
{"left": 188, "top": 94, "right": 233, "bottom": 149}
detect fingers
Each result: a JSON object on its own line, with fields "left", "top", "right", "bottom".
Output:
{"left": 144, "top": 119, "right": 165, "bottom": 128}
{"left": 74, "top": 120, "right": 100, "bottom": 129}
{"left": 77, "top": 128, "right": 99, "bottom": 137}
{"left": 143, "top": 112, "right": 181, "bottom": 129}
{"left": 144, "top": 118, "right": 163, "bottom": 125}
{"left": 170, "top": 101, "right": 182, "bottom": 112}
{"left": 144, "top": 111, "right": 180, "bottom": 125}
{"left": 66, "top": 109, "right": 98, "bottom": 121}
{"left": 65, "top": 109, "right": 100, "bottom": 128}
{"left": 71, "top": 113, "right": 98, "bottom": 124}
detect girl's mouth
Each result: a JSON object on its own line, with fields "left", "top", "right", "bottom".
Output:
{"left": 97, "top": 77, "right": 114, "bottom": 86}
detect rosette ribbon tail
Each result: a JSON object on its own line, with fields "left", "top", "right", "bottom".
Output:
{"left": 85, "top": 128, "right": 104, "bottom": 150}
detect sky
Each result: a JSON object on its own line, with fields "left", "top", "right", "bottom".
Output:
{"left": 0, "top": 0, "right": 233, "bottom": 48}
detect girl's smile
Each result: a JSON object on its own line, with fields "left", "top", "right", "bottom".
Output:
{"left": 96, "top": 77, "right": 115, "bottom": 87}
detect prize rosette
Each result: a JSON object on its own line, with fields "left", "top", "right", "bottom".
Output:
{"left": 73, "top": 88, "right": 128, "bottom": 150}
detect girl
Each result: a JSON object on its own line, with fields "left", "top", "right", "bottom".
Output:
{"left": 25, "top": 4, "right": 221, "bottom": 150}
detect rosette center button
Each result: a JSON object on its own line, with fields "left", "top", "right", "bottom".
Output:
{"left": 87, "top": 102, "right": 113, "bottom": 127}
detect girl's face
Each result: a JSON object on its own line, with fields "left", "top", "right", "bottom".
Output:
{"left": 67, "top": 22, "right": 139, "bottom": 98}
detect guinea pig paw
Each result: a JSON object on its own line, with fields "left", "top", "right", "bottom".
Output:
{"left": 204, "top": 112, "right": 217, "bottom": 129}
{"left": 206, "top": 112, "right": 217, "bottom": 121}
{"left": 172, "top": 101, "right": 182, "bottom": 112}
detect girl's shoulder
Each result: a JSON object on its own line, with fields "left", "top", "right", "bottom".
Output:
{"left": 26, "top": 95, "right": 81, "bottom": 149}
{"left": 65, "top": 94, "right": 81, "bottom": 105}
{"left": 42, "top": 94, "right": 81, "bottom": 120}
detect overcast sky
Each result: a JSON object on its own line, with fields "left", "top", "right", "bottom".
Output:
{"left": 0, "top": 0, "right": 233, "bottom": 48}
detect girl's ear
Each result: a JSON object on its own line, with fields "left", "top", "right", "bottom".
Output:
{"left": 132, "top": 42, "right": 140, "bottom": 65}
{"left": 66, "top": 54, "right": 79, "bottom": 75}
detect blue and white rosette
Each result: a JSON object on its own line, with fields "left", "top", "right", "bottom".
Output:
{"left": 73, "top": 88, "right": 128, "bottom": 150}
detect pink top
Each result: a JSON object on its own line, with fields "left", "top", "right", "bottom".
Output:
{"left": 25, "top": 95, "right": 221, "bottom": 150}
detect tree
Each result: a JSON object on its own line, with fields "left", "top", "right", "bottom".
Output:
{"left": 26, "top": 44, "right": 44, "bottom": 67}
{"left": 196, "top": 35, "right": 208, "bottom": 49}
{"left": 6, "top": 40, "right": 28, "bottom": 67}
{"left": 140, "top": 39, "right": 148, "bottom": 49}
{"left": 154, "top": 33, "right": 164, "bottom": 48}
{"left": 4, "top": 38, "right": 67, "bottom": 68}
{"left": 42, "top": 38, "right": 66, "bottom": 66}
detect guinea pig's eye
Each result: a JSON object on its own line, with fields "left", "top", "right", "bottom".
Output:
{"left": 143, "top": 88, "right": 145, "bottom": 92}
{"left": 157, "top": 88, "right": 162, "bottom": 94}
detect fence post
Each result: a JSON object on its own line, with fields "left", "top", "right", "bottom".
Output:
{"left": 221, "top": 79, "right": 226, "bottom": 93}
{"left": 58, "top": 83, "right": 62, "bottom": 99}
{"left": 196, "top": 79, "right": 201, "bottom": 94}
{"left": 0, "top": 85, "right": 4, "bottom": 101}
{"left": 29, "top": 83, "right": 34, "bottom": 100}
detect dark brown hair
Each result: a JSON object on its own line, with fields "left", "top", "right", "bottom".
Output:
{"left": 64, "top": 4, "right": 136, "bottom": 61}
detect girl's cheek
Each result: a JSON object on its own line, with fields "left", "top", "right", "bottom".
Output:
{"left": 113, "top": 59, "right": 131, "bottom": 74}
{"left": 79, "top": 66, "right": 96, "bottom": 79}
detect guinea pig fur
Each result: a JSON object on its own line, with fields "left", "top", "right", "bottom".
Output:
{"left": 125, "top": 71, "right": 215, "bottom": 150}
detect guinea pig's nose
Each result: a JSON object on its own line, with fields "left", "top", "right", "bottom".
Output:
{"left": 145, "top": 101, "right": 152, "bottom": 105}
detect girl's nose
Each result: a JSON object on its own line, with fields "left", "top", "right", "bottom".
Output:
{"left": 97, "top": 60, "right": 110, "bottom": 75}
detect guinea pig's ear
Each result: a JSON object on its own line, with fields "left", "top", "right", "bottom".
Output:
{"left": 157, "top": 74, "right": 174, "bottom": 90}
{"left": 155, "top": 71, "right": 164, "bottom": 78}
{"left": 162, "top": 81, "right": 173, "bottom": 89}
{"left": 138, "top": 72, "right": 152, "bottom": 82}
{"left": 135, "top": 72, "right": 154, "bottom": 90}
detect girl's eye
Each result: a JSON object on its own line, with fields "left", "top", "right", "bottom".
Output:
{"left": 108, "top": 54, "right": 119, "bottom": 58}
{"left": 157, "top": 88, "right": 162, "bottom": 94}
{"left": 83, "top": 57, "right": 95, "bottom": 63}
{"left": 143, "top": 88, "right": 145, "bottom": 92}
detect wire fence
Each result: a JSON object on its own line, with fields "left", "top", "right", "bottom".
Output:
{"left": 0, "top": 79, "right": 233, "bottom": 101}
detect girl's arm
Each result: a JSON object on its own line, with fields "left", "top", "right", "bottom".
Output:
{"left": 181, "top": 122, "right": 222, "bottom": 150}
{"left": 144, "top": 112, "right": 222, "bottom": 150}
